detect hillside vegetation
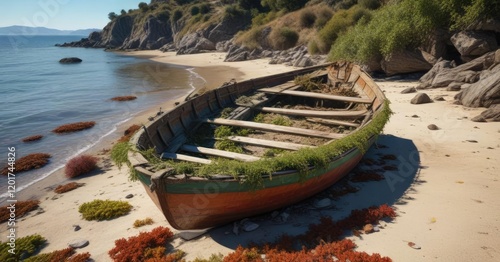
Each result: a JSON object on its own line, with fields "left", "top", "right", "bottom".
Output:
{"left": 65, "top": 0, "right": 499, "bottom": 72}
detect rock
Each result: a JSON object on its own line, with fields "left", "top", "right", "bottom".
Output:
{"left": 68, "top": 239, "right": 89, "bottom": 249}
{"left": 459, "top": 64, "right": 500, "bottom": 107}
{"left": 420, "top": 29, "right": 450, "bottom": 59}
{"left": 467, "top": 140, "right": 478, "bottom": 143}
{"left": 363, "top": 224, "right": 374, "bottom": 234}
{"left": 381, "top": 49, "right": 437, "bottom": 76}
{"left": 434, "top": 96, "right": 445, "bottom": 101}
{"left": 427, "top": 124, "right": 439, "bottom": 130}
{"left": 125, "top": 194, "right": 133, "bottom": 199}
{"left": 401, "top": 87, "right": 417, "bottom": 94}
{"left": 418, "top": 59, "right": 455, "bottom": 88}
{"left": 59, "top": 57, "right": 82, "bottom": 64}
{"left": 450, "top": 31, "right": 498, "bottom": 57}
{"left": 373, "top": 225, "right": 380, "bottom": 232}
{"left": 446, "top": 82, "right": 462, "bottom": 91}
{"left": 411, "top": 93, "right": 433, "bottom": 104}
{"left": 225, "top": 48, "right": 249, "bottom": 62}
{"left": 471, "top": 115, "right": 487, "bottom": 122}
{"left": 178, "top": 229, "right": 208, "bottom": 240}
{"left": 479, "top": 104, "right": 500, "bottom": 121}
{"left": 313, "top": 198, "right": 332, "bottom": 208}
{"left": 294, "top": 56, "right": 313, "bottom": 67}
{"left": 240, "top": 219, "right": 259, "bottom": 232}
{"left": 73, "top": 225, "right": 81, "bottom": 231}
{"left": 408, "top": 242, "right": 421, "bottom": 249}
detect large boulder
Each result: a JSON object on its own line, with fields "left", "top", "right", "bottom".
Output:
{"left": 177, "top": 32, "right": 215, "bottom": 54}
{"left": 381, "top": 49, "right": 437, "bottom": 76}
{"left": 411, "top": 93, "right": 433, "bottom": 104}
{"left": 451, "top": 31, "right": 498, "bottom": 58}
{"left": 459, "top": 64, "right": 500, "bottom": 108}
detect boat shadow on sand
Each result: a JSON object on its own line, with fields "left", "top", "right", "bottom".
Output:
{"left": 205, "top": 134, "right": 421, "bottom": 249}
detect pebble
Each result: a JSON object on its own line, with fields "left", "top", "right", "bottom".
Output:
{"left": 68, "top": 239, "right": 89, "bottom": 249}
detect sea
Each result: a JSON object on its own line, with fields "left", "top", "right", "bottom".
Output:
{"left": 0, "top": 35, "right": 206, "bottom": 202}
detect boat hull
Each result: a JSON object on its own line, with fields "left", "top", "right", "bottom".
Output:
{"left": 137, "top": 146, "right": 365, "bottom": 230}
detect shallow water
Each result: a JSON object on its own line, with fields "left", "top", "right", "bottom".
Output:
{"left": 0, "top": 35, "right": 203, "bottom": 200}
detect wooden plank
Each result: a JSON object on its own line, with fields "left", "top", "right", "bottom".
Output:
{"left": 259, "top": 107, "right": 368, "bottom": 118}
{"left": 205, "top": 118, "right": 344, "bottom": 139}
{"left": 306, "top": 118, "right": 360, "bottom": 128}
{"left": 258, "top": 89, "right": 372, "bottom": 104}
{"left": 180, "top": 144, "right": 260, "bottom": 162}
{"left": 161, "top": 152, "right": 212, "bottom": 165}
{"left": 259, "top": 81, "right": 299, "bottom": 93}
{"left": 227, "top": 136, "right": 314, "bottom": 151}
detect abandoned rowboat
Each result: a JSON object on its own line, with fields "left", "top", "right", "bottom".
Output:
{"left": 128, "top": 62, "right": 390, "bottom": 230}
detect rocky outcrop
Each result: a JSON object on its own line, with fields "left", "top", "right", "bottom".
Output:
{"left": 176, "top": 32, "right": 215, "bottom": 55}
{"left": 459, "top": 63, "right": 500, "bottom": 107}
{"left": 418, "top": 51, "right": 497, "bottom": 89}
{"left": 122, "top": 15, "right": 173, "bottom": 50}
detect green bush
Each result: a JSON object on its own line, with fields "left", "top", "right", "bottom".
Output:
{"left": 171, "top": 8, "right": 183, "bottom": 23}
{"left": 199, "top": 3, "right": 211, "bottom": 14}
{"left": 270, "top": 27, "right": 299, "bottom": 50}
{"left": 190, "top": 6, "right": 200, "bottom": 16}
{"left": 300, "top": 10, "right": 317, "bottom": 28}
{"left": 359, "top": 0, "right": 381, "bottom": 10}
{"left": 0, "top": 234, "right": 46, "bottom": 261}
{"left": 138, "top": 2, "right": 149, "bottom": 12}
{"left": 314, "top": 8, "right": 333, "bottom": 29}
{"left": 156, "top": 10, "right": 170, "bottom": 22}
{"left": 79, "top": 199, "right": 132, "bottom": 221}
{"left": 224, "top": 4, "right": 248, "bottom": 20}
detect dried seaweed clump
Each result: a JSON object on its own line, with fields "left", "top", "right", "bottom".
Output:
{"left": 54, "top": 182, "right": 85, "bottom": 194}
{"left": 133, "top": 217, "right": 154, "bottom": 228}
{"left": 52, "top": 121, "right": 96, "bottom": 133}
{"left": 108, "top": 226, "right": 178, "bottom": 261}
{"left": 21, "top": 135, "right": 43, "bottom": 142}
{"left": 1, "top": 153, "right": 51, "bottom": 176}
{"left": 23, "top": 247, "right": 91, "bottom": 262}
{"left": 111, "top": 96, "right": 137, "bottom": 101}
{"left": 118, "top": 124, "right": 141, "bottom": 142}
{"left": 0, "top": 200, "right": 40, "bottom": 223}
{"left": 79, "top": 199, "right": 132, "bottom": 221}
{"left": 65, "top": 155, "right": 98, "bottom": 178}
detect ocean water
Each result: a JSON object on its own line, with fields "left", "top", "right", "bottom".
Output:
{"left": 0, "top": 35, "right": 205, "bottom": 201}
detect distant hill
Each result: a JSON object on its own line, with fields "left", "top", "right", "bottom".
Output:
{"left": 0, "top": 26, "right": 100, "bottom": 36}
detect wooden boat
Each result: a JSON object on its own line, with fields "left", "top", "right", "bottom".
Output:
{"left": 128, "top": 62, "right": 390, "bottom": 230}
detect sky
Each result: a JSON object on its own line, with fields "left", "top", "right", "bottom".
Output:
{"left": 0, "top": 0, "right": 143, "bottom": 30}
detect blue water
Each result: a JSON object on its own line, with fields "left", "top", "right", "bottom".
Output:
{"left": 0, "top": 35, "right": 203, "bottom": 200}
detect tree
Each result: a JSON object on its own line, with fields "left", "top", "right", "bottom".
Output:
{"left": 120, "top": 9, "right": 127, "bottom": 15}
{"left": 108, "top": 12, "right": 118, "bottom": 20}
{"left": 261, "top": 0, "right": 308, "bottom": 12}
{"left": 138, "top": 2, "right": 149, "bottom": 12}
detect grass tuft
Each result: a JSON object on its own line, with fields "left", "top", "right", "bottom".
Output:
{"left": 79, "top": 199, "right": 132, "bottom": 221}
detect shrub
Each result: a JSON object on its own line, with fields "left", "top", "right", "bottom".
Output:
{"left": 0, "top": 234, "right": 46, "bottom": 261}
{"left": 223, "top": 4, "right": 248, "bottom": 20}
{"left": 23, "top": 247, "right": 91, "bottom": 262}
{"left": 111, "top": 96, "right": 137, "bottom": 101}
{"left": 190, "top": 5, "right": 200, "bottom": 16}
{"left": 22, "top": 135, "right": 43, "bottom": 142}
{"left": 79, "top": 199, "right": 132, "bottom": 221}
{"left": 270, "top": 27, "right": 299, "bottom": 50}
{"left": 134, "top": 217, "right": 154, "bottom": 228}
{"left": 171, "top": 9, "right": 183, "bottom": 24}
{"left": 199, "top": 3, "right": 211, "bottom": 14}
{"left": 110, "top": 142, "right": 131, "bottom": 169}
{"left": 314, "top": 8, "right": 333, "bottom": 29}
{"left": 52, "top": 121, "right": 95, "bottom": 133}
{"left": 54, "top": 182, "right": 85, "bottom": 194}
{"left": 359, "top": 0, "right": 381, "bottom": 10}
{"left": 138, "top": 2, "right": 149, "bottom": 12}
{"left": 156, "top": 10, "right": 170, "bottom": 22}
{"left": 0, "top": 200, "right": 40, "bottom": 223}
{"left": 65, "top": 155, "right": 98, "bottom": 178}
{"left": 1, "top": 153, "right": 51, "bottom": 176}
{"left": 308, "top": 39, "right": 320, "bottom": 55}
{"left": 299, "top": 10, "right": 316, "bottom": 28}
{"left": 108, "top": 226, "right": 175, "bottom": 261}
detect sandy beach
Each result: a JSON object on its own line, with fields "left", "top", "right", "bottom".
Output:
{"left": 2, "top": 51, "right": 499, "bottom": 261}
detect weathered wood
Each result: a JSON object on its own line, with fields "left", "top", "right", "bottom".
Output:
{"left": 205, "top": 118, "right": 345, "bottom": 139}
{"left": 258, "top": 89, "right": 372, "bottom": 104}
{"left": 306, "top": 118, "right": 360, "bottom": 127}
{"left": 259, "top": 81, "right": 299, "bottom": 93}
{"left": 161, "top": 152, "right": 212, "bottom": 164}
{"left": 227, "top": 136, "right": 314, "bottom": 151}
{"left": 259, "top": 107, "right": 368, "bottom": 118}
{"left": 180, "top": 144, "right": 260, "bottom": 162}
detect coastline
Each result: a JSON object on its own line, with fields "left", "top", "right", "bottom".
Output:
{"left": 2, "top": 51, "right": 499, "bottom": 261}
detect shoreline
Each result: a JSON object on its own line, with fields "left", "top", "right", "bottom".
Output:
{"left": 2, "top": 51, "right": 499, "bottom": 261}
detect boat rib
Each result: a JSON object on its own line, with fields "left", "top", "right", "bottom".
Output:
{"left": 180, "top": 144, "right": 260, "bottom": 162}
{"left": 205, "top": 118, "right": 344, "bottom": 139}
{"left": 161, "top": 152, "right": 212, "bottom": 164}
{"left": 226, "top": 135, "right": 314, "bottom": 151}
{"left": 258, "top": 88, "right": 372, "bottom": 104}
{"left": 258, "top": 107, "right": 368, "bottom": 118}
{"left": 306, "top": 118, "right": 360, "bottom": 127}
